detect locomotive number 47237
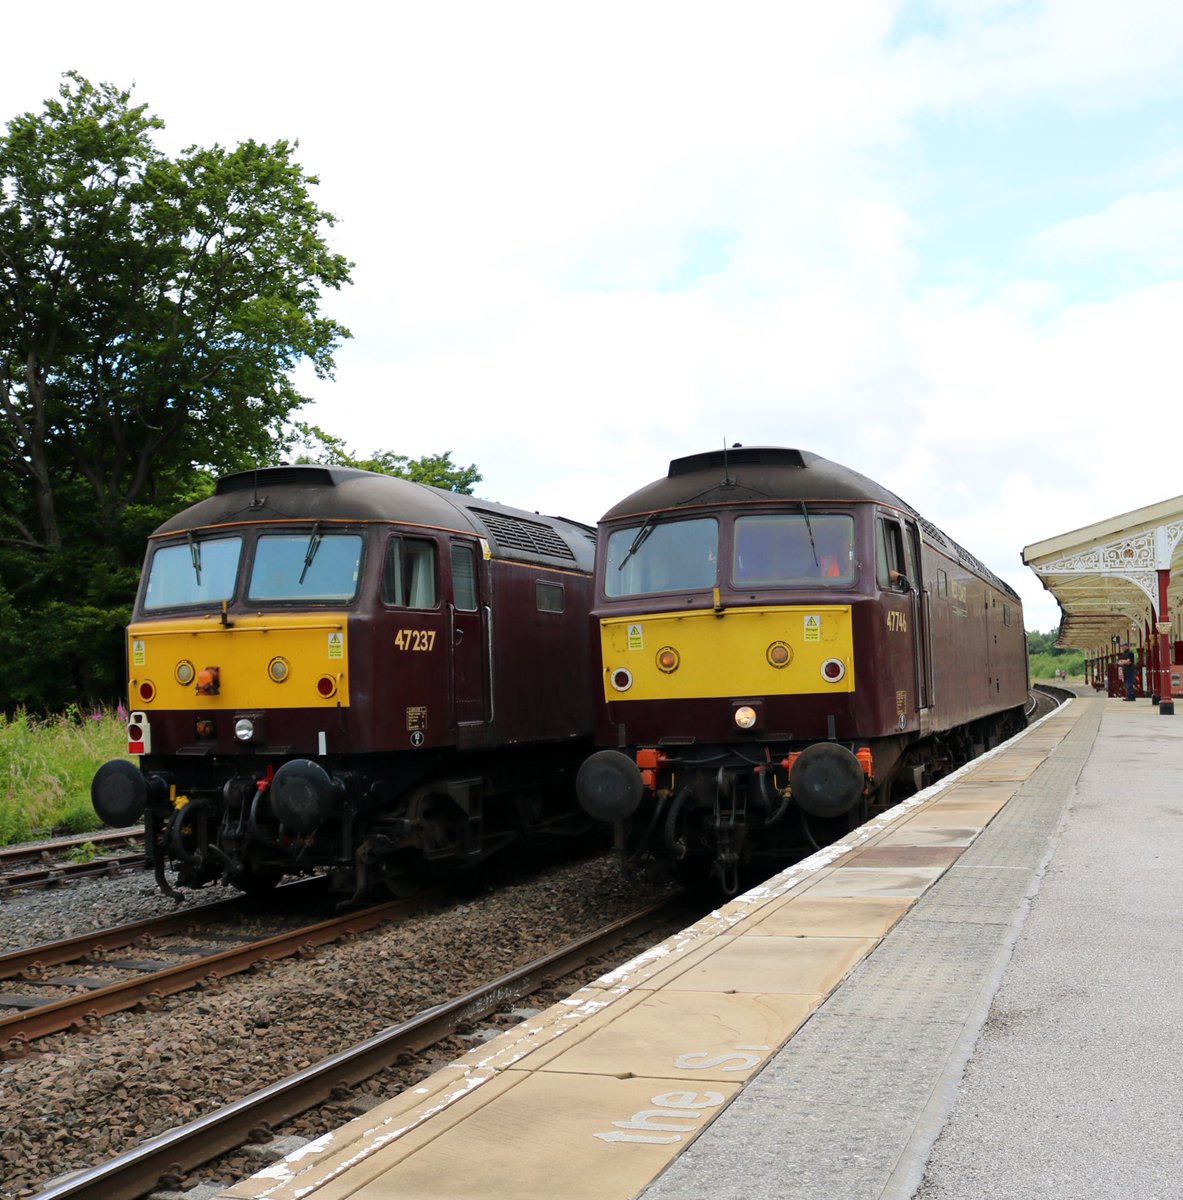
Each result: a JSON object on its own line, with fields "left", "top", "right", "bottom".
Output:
{"left": 394, "top": 628, "right": 437, "bottom": 651}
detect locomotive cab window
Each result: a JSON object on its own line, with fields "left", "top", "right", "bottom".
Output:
{"left": 144, "top": 536, "right": 242, "bottom": 610}
{"left": 248, "top": 532, "right": 364, "bottom": 602}
{"left": 876, "top": 519, "right": 908, "bottom": 591}
{"left": 451, "top": 543, "right": 478, "bottom": 611}
{"left": 383, "top": 538, "right": 438, "bottom": 608}
{"left": 536, "top": 581, "right": 565, "bottom": 612}
{"left": 733, "top": 513, "right": 854, "bottom": 585}
{"left": 604, "top": 518, "right": 718, "bottom": 598}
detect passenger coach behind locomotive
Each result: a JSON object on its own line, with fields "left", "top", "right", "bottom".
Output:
{"left": 576, "top": 447, "right": 1029, "bottom": 892}
{"left": 91, "top": 466, "right": 596, "bottom": 899}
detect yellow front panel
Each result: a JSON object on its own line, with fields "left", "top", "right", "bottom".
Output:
{"left": 127, "top": 612, "right": 350, "bottom": 709}
{"left": 600, "top": 606, "right": 855, "bottom": 701}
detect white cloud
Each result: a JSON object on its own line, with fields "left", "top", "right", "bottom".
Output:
{"left": 5, "top": 1, "right": 1183, "bottom": 643}
{"left": 891, "top": 0, "right": 1183, "bottom": 110}
{"left": 1033, "top": 186, "right": 1183, "bottom": 272}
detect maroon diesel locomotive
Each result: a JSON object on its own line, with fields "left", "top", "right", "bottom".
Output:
{"left": 91, "top": 466, "right": 596, "bottom": 899}
{"left": 576, "top": 447, "right": 1029, "bottom": 892}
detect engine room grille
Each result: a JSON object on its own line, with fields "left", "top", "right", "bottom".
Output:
{"left": 470, "top": 509, "right": 577, "bottom": 561}
{"left": 918, "top": 518, "right": 949, "bottom": 549}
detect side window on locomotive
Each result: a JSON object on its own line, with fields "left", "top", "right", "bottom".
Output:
{"left": 876, "top": 519, "right": 908, "bottom": 590}
{"left": 536, "top": 581, "right": 565, "bottom": 612}
{"left": 383, "top": 538, "right": 438, "bottom": 608}
{"left": 144, "top": 537, "right": 242, "bottom": 610}
{"left": 451, "top": 543, "right": 478, "bottom": 611}
{"left": 604, "top": 518, "right": 717, "bottom": 597}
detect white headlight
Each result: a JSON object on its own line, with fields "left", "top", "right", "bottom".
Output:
{"left": 234, "top": 718, "right": 255, "bottom": 742}
{"left": 734, "top": 705, "right": 758, "bottom": 730}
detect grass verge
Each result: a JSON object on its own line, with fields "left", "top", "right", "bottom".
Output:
{"left": 0, "top": 707, "right": 128, "bottom": 845}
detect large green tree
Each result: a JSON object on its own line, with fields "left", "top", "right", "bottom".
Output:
{"left": 290, "top": 423, "right": 483, "bottom": 494}
{"left": 0, "top": 73, "right": 353, "bottom": 706}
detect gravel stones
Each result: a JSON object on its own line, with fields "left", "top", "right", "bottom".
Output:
{"left": 0, "top": 852, "right": 671, "bottom": 1199}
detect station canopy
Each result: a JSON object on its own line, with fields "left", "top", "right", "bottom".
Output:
{"left": 1022, "top": 496, "right": 1183, "bottom": 651}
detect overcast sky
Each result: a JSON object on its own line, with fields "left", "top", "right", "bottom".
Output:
{"left": 6, "top": 1, "right": 1183, "bottom": 633}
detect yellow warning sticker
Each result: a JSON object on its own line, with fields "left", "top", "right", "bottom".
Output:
{"left": 132, "top": 639, "right": 146, "bottom": 666}
{"left": 804, "top": 615, "right": 821, "bottom": 642}
{"left": 627, "top": 623, "right": 644, "bottom": 651}
{"left": 328, "top": 631, "right": 344, "bottom": 660}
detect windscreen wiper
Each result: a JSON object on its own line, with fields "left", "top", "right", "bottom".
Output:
{"left": 617, "top": 516, "right": 656, "bottom": 571}
{"left": 800, "top": 502, "right": 820, "bottom": 567}
{"left": 298, "top": 523, "right": 323, "bottom": 585}
{"left": 187, "top": 532, "right": 202, "bottom": 584}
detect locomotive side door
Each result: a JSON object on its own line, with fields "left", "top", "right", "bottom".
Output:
{"left": 449, "top": 540, "right": 491, "bottom": 726}
{"left": 904, "top": 521, "right": 933, "bottom": 728}
{"left": 877, "top": 515, "right": 918, "bottom": 730}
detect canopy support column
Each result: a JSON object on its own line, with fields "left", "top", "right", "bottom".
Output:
{"left": 1157, "top": 567, "right": 1174, "bottom": 715}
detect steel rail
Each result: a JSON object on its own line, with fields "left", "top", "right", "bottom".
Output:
{"left": 27, "top": 895, "right": 690, "bottom": 1200}
{"left": 0, "top": 852, "right": 146, "bottom": 893}
{"left": 0, "top": 893, "right": 279, "bottom": 980}
{"left": 1, "top": 889, "right": 441, "bottom": 1054}
{"left": 0, "top": 830, "right": 144, "bottom": 868}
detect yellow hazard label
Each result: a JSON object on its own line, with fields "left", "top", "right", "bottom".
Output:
{"left": 328, "top": 631, "right": 344, "bottom": 660}
{"left": 627, "top": 624, "right": 644, "bottom": 651}
{"left": 132, "top": 640, "right": 146, "bottom": 666}
{"left": 804, "top": 615, "right": 821, "bottom": 642}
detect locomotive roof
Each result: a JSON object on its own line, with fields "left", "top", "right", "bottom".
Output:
{"left": 602, "top": 447, "right": 1018, "bottom": 600}
{"left": 151, "top": 466, "right": 596, "bottom": 572}
{"left": 601, "top": 447, "right": 913, "bottom": 517}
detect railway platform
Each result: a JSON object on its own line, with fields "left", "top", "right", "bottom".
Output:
{"left": 217, "top": 691, "right": 1182, "bottom": 1200}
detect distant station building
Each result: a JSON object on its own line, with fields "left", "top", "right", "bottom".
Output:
{"left": 1023, "top": 497, "right": 1182, "bottom": 714}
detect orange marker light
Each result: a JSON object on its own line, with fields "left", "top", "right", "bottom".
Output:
{"left": 656, "top": 647, "right": 680, "bottom": 673}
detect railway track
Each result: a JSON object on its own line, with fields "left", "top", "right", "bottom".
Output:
{"left": 1029, "top": 683, "right": 1070, "bottom": 721}
{"left": 26, "top": 894, "right": 692, "bottom": 1200}
{"left": 0, "top": 830, "right": 146, "bottom": 895}
{"left": 0, "top": 885, "right": 440, "bottom": 1057}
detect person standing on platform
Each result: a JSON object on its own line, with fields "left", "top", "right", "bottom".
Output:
{"left": 1118, "top": 642, "right": 1138, "bottom": 701}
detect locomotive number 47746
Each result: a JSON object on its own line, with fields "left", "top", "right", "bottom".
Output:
{"left": 395, "top": 628, "right": 437, "bottom": 651}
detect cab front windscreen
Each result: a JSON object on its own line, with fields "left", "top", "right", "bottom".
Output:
{"left": 142, "top": 530, "right": 364, "bottom": 610}
{"left": 143, "top": 538, "right": 242, "bottom": 610}
{"left": 604, "top": 518, "right": 718, "bottom": 597}
{"left": 733, "top": 514, "right": 855, "bottom": 585}
{"left": 248, "top": 532, "right": 364, "bottom": 602}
